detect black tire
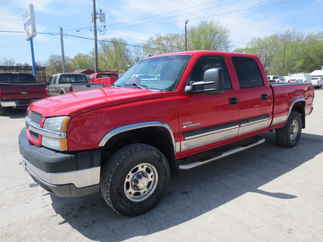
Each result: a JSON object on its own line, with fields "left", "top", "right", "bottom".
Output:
{"left": 276, "top": 111, "right": 302, "bottom": 147}
{"left": 100, "top": 143, "right": 171, "bottom": 216}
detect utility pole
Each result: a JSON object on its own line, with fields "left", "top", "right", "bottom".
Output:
{"left": 92, "top": 0, "right": 99, "bottom": 72}
{"left": 59, "top": 27, "right": 66, "bottom": 73}
{"left": 30, "top": 38, "right": 37, "bottom": 77}
{"left": 185, "top": 19, "right": 189, "bottom": 51}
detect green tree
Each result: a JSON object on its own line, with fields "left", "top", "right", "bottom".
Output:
{"left": 240, "top": 31, "right": 323, "bottom": 75}
{"left": 46, "top": 55, "right": 73, "bottom": 75}
{"left": 189, "top": 21, "right": 230, "bottom": 51}
{"left": 99, "top": 39, "right": 132, "bottom": 72}
{"left": 143, "top": 34, "right": 184, "bottom": 56}
{"left": 71, "top": 54, "right": 93, "bottom": 70}
{"left": 143, "top": 21, "right": 230, "bottom": 56}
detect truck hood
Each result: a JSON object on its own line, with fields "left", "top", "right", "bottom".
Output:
{"left": 29, "top": 87, "right": 161, "bottom": 117}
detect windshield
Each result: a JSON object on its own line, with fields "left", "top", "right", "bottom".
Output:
{"left": 59, "top": 74, "right": 88, "bottom": 83}
{"left": 114, "top": 55, "right": 191, "bottom": 91}
{"left": 0, "top": 73, "right": 36, "bottom": 83}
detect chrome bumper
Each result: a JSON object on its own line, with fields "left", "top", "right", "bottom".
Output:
{"left": 23, "top": 159, "right": 100, "bottom": 188}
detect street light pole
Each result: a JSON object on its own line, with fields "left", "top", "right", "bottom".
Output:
{"left": 92, "top": 0, "right": 99, "bottom": 72}
{"left": 185, "top": 19, "right": 189, "bottom": 51}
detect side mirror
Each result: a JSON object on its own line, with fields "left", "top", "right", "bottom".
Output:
{"left": 185, "top": 68, "right": 224, "bottom": 94}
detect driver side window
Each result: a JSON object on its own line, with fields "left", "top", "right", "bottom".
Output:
{"left": 190, "top": 56, "right": 232, "bottom": 90}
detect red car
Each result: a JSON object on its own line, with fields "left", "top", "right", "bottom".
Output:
{"left": 89, "top": 72, "right": 119, "bottom": 87}
{"left": 19, "top": 51, "right": 314, "bottom": 216}
{"left": 0, "top": 73, "right": 47, "bottom": 113}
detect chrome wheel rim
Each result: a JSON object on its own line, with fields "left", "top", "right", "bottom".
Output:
{"left": 290, "top": 119, "right": 299, "bottom": 141}
{"left": 124, "top": 163, "right": 158, "bottom": 202}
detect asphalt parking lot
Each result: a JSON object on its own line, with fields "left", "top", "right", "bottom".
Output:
{"left": 0, "top": 90, "right": 323, "bottom": 242}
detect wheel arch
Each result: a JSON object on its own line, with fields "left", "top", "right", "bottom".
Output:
{"left": 99, "top": 122, "right": 179, "bottom": 173}
{"left": 289, "top": 98, "right": 306, "bottom": 128}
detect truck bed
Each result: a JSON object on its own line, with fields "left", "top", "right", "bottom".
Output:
{"left": 271, "top": 83, "right": 314, "bottom": 125}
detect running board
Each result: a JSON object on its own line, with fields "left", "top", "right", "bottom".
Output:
{"left": 179, "top": 138, "right": 266, "bottom": 170}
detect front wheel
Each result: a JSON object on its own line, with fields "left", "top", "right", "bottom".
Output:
{"left": 276, "top": 111, "right": 302, "bottom": 147}
{"left": 100, "top": 144, "right": 171, "bottom": 216}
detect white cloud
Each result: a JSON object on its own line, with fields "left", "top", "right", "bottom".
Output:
{"left": 100, "top": 30, "right": 151, "bottom": 43}
{"left": 108, "top": 0, "right": 289, "bottom": 48}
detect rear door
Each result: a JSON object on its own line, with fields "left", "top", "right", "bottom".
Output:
{"left": 179, "top": 55, "right": 241, "bottom": 152}
{"left": 231, "top": 56, "right": 273, "bottom": 136}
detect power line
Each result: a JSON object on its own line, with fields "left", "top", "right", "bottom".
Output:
{"left": 0, "top": 29, "right": 180, "bottom": 51}
{"left": 63, "top": 0, "right": 270, "bottom": 34}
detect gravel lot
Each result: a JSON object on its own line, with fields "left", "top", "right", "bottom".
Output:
{"left": 1, "top": 90, "right": 323, "bottom": 242}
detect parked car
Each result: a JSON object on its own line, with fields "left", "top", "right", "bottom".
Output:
{"left": 19, "top": 51, "right": 314, "bottom": 216}
{"left": 0, "top": 73, "right": 47, "bottom": 113}
{"left": 48, "top": 73, "right": 103, "bottom": 96}
{"left": 90, "top": 72, "right": 119, "bottom": 87}
{"left": 289, "top": 73, "right": 312, "bottom": 84}
{"left": 268, "top": 75, "right": 285, "bottom": 83}
{"left": 311, "top": 77, "right": 323, "bottom": 88}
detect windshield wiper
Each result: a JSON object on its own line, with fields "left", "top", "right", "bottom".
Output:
{"left": 129, "top": 82, "right": 150, "bottom": 89}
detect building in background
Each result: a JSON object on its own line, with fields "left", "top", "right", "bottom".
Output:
{"left": 289, "top": 73, "right": 312, "bottom": 83}
{"left": 0, "top": 65, "right": 46, "bottom": 82}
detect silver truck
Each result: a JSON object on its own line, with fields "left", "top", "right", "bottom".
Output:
{"left": 48, "top": 73, "right": 103, "bottom": 96}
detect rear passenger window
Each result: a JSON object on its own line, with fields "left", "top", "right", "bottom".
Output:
{"left": 232, "top": 57, "right": 263, "bottom": 88}
{"left": 190, "top": 56, "right": 232, "bottom": 89}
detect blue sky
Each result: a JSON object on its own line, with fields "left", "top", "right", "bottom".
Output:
{"left": 0, "top": 0, "right": 322, "bottom": 65}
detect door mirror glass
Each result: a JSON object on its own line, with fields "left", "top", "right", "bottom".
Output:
{"left": 185, "top": 68, "right": 224, "bottom": 94}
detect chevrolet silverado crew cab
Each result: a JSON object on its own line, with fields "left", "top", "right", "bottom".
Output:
{"left": 19, "top": 51, "right": 314, "bottom": 216}
{"left": 0, "top": 73, "right": 47, "bottom": 113}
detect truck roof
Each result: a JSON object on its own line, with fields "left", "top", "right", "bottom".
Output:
{"left": 151, "top": 50, "right": 258, "bottom": 59}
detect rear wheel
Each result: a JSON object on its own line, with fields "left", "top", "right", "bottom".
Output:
{"left": 100, "top": 143, "right": 171, "bottom": 216}
{"left": 276, "top": 111, "right": 302, "bottom": 147}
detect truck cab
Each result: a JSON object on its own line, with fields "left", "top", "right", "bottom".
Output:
{"left": 19, "top": 51, "right": 314, "bottom": 216}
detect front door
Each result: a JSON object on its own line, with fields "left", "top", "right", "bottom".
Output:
{"left": 179, "top": 56, "right": 240, "bottom": 152}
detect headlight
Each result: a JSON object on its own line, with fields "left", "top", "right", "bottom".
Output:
{"left": 42, "top": 116, "right": 70, "bottom": 151}
{"left": 43, "top": 116, "right": 70, "bottom": 132}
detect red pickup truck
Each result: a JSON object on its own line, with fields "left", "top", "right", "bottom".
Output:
{"left": 19, "top": 51, "right": 314, "bottom": 216}
{"left": 89, "top": 72, "right": 119, "bottom": 87}
{"left": 0, "top": 73, "right": 47, "bottom": 113}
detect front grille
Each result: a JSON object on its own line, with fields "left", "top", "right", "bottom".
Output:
{"left": 28, "top": 111, "right": 42, "bottom": 125}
